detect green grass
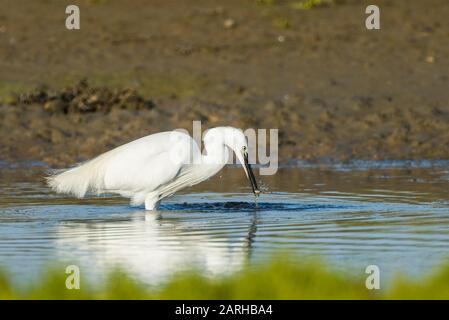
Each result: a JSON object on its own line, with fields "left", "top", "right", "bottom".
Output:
{"left": 291, "top": 0, "right": 335, "bottom": 10}
{"left": 256, "top": 0, "right": 337, "bottom": 10}
{"left": 84, "top": 71, "right": 207, "bottom": 99}
{"left": 0, "top": 70, "right": 207, "bottom": 105}
{"left": 273, "top": 17, "right": 292, "bottom": 29}
{"left": 0, "top": 81, "right": 34, "bottom": 105}
{"left": 2, "top": 255, "right": 449, "bottom": 299}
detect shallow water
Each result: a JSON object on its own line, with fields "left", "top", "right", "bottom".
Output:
{"left": 1, "top": 164, "right": 449, "bottom": 287}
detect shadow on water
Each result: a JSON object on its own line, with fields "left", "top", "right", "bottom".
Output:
{"left": 161, "top": 201, "right": 354, "bottom": 213}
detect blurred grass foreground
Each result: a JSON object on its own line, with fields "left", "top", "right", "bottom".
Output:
{"left": 1, "top": 255, "right": 449, "bottom": 299}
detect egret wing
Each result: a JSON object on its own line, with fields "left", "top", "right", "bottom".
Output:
{"left": 46, "top": 131, "right": 198, "bottom": 200}
{"left": 101, "top": 131, "right": 194, "bottom": 193}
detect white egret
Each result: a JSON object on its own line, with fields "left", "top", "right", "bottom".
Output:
{"left": 47, "top": 126, "right": 260, "bottom": 210}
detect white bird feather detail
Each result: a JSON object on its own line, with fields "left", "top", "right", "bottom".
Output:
{"left": 47, "top": 127, "right": 259, "bottom": 210}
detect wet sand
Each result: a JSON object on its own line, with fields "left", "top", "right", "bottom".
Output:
{"left": 0, "top": 0, "right": 448, "bottom": 166}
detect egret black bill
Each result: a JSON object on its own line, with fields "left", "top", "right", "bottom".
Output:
{"left": 243, "top": 152, "right": 260, "bottom": 197}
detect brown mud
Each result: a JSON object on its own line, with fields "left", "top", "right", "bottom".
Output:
{"left": 0, "top": 0, "right": 448, "bottom": 166}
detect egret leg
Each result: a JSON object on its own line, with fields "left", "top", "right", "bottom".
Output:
{"left": 145, "top": 194, "right": 160, "bottom": 210}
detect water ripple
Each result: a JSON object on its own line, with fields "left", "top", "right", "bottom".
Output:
{"left": 1, "top": 167, "right": 449, "bottom": 286}
{"left": 161, "top": 201, "right": 354, "bottom": 212}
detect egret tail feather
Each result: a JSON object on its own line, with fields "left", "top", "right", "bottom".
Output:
{"left": 46, "top": 158, "right": 106, "bottom": 198}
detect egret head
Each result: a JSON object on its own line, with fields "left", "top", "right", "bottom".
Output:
{"left": 204, "top": 127, "right": 260, "bottom": 197}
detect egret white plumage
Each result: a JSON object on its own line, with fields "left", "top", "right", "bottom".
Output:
{"left": 47, "top": 126, "right": 260, "bottom": 210}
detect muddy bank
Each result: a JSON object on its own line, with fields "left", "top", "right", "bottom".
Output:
{"left": 0, "top": 0, "right": 448, "bottom": 166}
{"left": 1, "top": 80, "right": 449, "bottom": 166}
